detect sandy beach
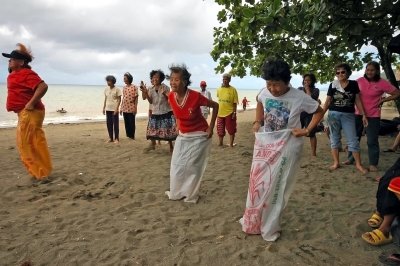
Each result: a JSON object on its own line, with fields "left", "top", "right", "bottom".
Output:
{"left": 1, "top": 108, "right": 400, "bottom": 265}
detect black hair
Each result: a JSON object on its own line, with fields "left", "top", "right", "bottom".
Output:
{"left": 124, "top": 72, "right": 133, "bottom": 83}
{"left": 105, "top": 75, "right": 116, "bottom": 84}
{"left": 167, "top": 64, "right": 192, "bottom": 87}
{"left": 261, "top": 59, "right": 291, "bottom": 84}
{"left": 364, "top": 61, "right": 381, "bottom": 81}
{"left": 302, "top": 73, "right": 317, "bottom": 88}
{"left": 149, "top": 70, "right": 165, "bottom": 83}
{"left": 335, "top": 63, "right": 352, "bottom": 77}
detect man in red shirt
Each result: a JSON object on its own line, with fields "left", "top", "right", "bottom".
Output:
{"left": 2, "top": 43, "right": 52, "bottom": 180}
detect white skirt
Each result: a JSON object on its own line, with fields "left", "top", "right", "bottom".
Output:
{"left": 166, "top": 132, "right": 211, "bottom": 203}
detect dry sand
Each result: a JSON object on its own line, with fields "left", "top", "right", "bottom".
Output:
{"left": 1, "top": 108, "right": 400, "bottom": 265}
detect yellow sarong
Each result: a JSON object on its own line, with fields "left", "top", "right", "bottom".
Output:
{"left": 17, "top": 109, "right": 52, "bottom": 180}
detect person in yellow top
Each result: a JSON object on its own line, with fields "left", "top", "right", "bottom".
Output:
{"left": 216, "top": 73, "right": 239, "bottom": 147}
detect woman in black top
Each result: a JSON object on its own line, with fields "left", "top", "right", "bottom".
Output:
{"left": 298, "top": 73, "right": 320, "bottom": 156}
{"left": 322, "top": 63, "right": 368, "bottom": 174}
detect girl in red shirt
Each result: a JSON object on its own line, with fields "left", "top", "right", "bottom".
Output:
{"left": 165, "top": 64, "right": 219, "bottom": 203}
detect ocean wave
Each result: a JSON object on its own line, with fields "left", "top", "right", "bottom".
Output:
{"left": 0, "top": 112, "right": 150, "bottom": 128}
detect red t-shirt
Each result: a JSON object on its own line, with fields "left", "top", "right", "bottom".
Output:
{"left": 168, "top": 89, "right": 209, "bottom": 133}
{"left": 6, "top": 68, "right": 45, "bottom": 112}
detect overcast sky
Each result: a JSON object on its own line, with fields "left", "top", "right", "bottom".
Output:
{"left": 0, "top": 0, "right": 267, "bottom": 89}
{"left": 0, "top": 0, "right": 370, "bottom": 89}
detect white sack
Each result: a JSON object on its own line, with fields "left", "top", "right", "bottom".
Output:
{"left": 167, "top": 133, "right": 211, "bottom": 203}
{"left": 240, "top": 129, "right": 303, "bottom": 241}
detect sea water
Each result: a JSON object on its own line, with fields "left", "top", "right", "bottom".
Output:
{"left": 0, "top": 84, "right": 269, "bottom": 128}
{"left": 0, "top": 83, "right": 328, "bottom": 128}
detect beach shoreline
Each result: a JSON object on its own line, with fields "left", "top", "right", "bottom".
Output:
{"left": 0, "top": 83, "right": 260, "bottom": 129}
{"left": 1, "top": 108, "right": 400, "bottom": 265}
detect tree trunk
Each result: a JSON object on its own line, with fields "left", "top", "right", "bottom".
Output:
{"left": 376, "top": 44, "right": 400, "bottom": 115}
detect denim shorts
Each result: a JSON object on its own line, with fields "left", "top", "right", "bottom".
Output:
{"left": 327, "top": 111, "right": 360, "bottom": 152}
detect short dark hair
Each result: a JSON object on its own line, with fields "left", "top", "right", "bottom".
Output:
{"left": 365, "top": 61, "right": 381, "bottom": 81}
{"left": 335, "top": 63, "right": 352, "bottom": 77}
{"left": 167, "top": 64, "right": 192, "bottom": 87}
{"left": 150, "top": 69, "right": 165, "bottom": 82}
{"left": 124, "top": 72, "right": 133, "bottom": 83}
{"left": 303, "top": 73, "right": 317, "bottom": 88}
{"left": 105, "top": 75, "right": 116, "bottom": 84}
{"left": 261, "top": 59, "right": 291, "bottom": 84}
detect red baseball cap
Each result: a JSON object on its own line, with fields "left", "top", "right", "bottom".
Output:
{"left": 200, "top": 81, "right": 207, "bottom": 86}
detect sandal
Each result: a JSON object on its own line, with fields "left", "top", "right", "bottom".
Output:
{"left": 362, "top": 229, "right": 392, "bottom": 246}
{"left": 367, "top": 212, "right": 383, "bottom": 228}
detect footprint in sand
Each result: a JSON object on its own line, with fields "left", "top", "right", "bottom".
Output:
{"left": 146, "top": 193, "right": 156, "bottom": 201}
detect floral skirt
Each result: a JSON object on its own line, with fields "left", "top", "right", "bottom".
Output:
{"left": 146, "top": 111, "right": 178, "bottom": 141}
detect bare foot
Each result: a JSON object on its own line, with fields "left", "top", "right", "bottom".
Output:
{"left": 342, "top": 160, "right": 353, "bottom": 165}
{"left": 356, "top": 164, "right": 368, "bottom": 175}
{"left": 369, "top": 165, "right": 378, "bottom": 172}
{"left": 225, "top": 143, "right": 237, "bottom": 147}
{"left": 329, "top": 164, "right": 340, "bottom": 171}
{"left": 106, "top": 139, "right": 113, "bottom": 143}
{"left": 114, "top": 139, "right": 120, "bottom": 144}
{"left": 144, "top": 144, "right": 156, "bottom": 151}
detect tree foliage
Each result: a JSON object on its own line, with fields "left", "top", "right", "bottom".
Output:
{"left": 211, "top": 0, "right": 400, "bottom": 87}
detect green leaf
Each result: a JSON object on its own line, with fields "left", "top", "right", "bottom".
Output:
{"left": 242, "top": 8, "right": 254, "bottom": 18}
{"left": 211, "top": 0, "right": 400, "bottom": 92}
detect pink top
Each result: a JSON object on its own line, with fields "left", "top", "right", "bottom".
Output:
{"left": 120, "top": 84, "right": 138, "bottom": 113}
{"left": 355, "top": 77, "right": 397, "bottom": 117}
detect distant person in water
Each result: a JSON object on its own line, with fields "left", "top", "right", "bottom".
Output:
{"left": 2, "top": 43, "right": 52, "bottom": 180}
{"left": 57, "top": 107, "right": 67, "bottom": 113}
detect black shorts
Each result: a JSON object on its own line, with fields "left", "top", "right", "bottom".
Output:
{"left": 300, "top": 113, "right": 317, "bottom": 137}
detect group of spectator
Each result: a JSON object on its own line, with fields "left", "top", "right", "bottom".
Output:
{"left": 4, "top": 41, "right": 400, "bottom": 263}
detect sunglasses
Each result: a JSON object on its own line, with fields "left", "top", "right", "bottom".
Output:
{"left": 336, "top": 71, "right": 346, "bottom": 75}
